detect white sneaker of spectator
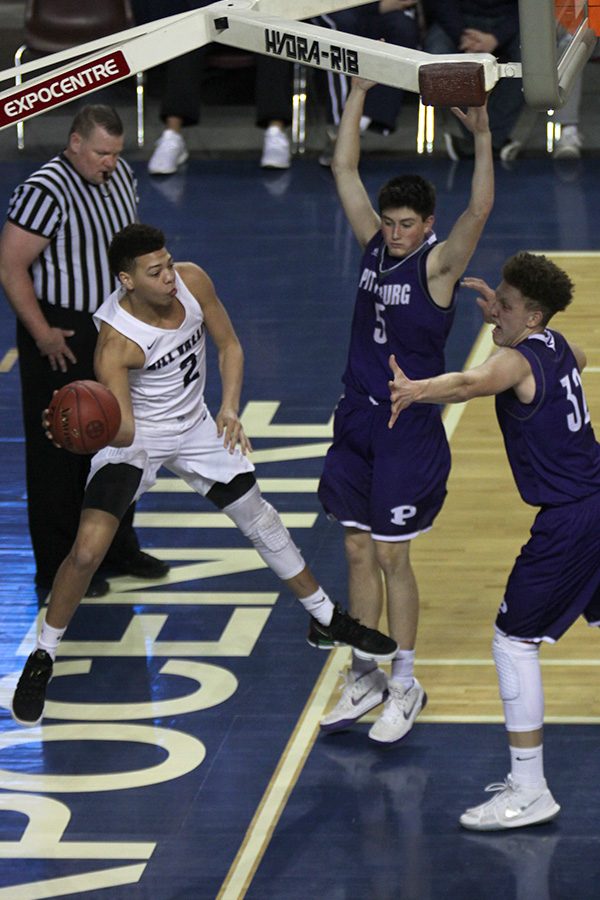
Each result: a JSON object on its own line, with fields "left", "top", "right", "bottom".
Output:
{"left": 553, "top": 125, "right": 582, "bottom": 159}
{"left": 261, "top": 126, "right": 291, "bottom": 169}
{"left": 148, "top": 129, "right": 189, "bottom": 175}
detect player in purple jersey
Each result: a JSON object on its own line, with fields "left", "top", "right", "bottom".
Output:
{"left": 389, "top": 251, "right": 600, "bottom": 830}
{"left": 314, "top": 76, "right": 493, "bottom": 743}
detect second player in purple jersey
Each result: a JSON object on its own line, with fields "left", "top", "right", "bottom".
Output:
{"left": 388, "top": 251, "right": 600, "bottom": 831}
{"left": 314, "top": 73, "right": 494, "bottom": 745}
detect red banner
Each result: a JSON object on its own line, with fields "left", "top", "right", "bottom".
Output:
{"left": 0, "top": 51, "right": 131, "bottom": 127}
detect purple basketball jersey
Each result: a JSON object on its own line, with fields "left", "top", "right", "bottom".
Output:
{"left": 342, "top": 232, "right": 457, "bottom": 402}
{"left": 496, "top": 329, "right": 600, "bottom": 506}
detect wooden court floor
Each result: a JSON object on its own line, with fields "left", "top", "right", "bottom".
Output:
{"left": 410, "top": 254, "right": 600, "bottom": 725}
{"left": 0, "top": 157, "right": 600, "bottom": 899}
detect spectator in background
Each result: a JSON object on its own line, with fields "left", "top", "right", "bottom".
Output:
{"left": 422, "top": 0, "right": 524, "bottom": 161}
{"left": 312, "top": 1, "right": 421, "bottom": 165}
{"left": 552, "top": 76, "right": 583, "bottom": 159}
{"left": 132, "top": 0, "right": 295, "bottom": 173}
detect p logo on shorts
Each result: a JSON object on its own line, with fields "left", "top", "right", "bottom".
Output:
{"left": 390, "top": 505, "right": 417, "bottom": 527}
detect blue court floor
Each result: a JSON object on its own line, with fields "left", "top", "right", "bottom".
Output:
{"left": 0, "top": 154, "right": 599, "bottom": 899}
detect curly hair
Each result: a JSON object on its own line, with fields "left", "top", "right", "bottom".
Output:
{"left": 502, "top": 252, "right": 574, "bottom": 324}
{"left": 378, "top": 175, "right": 436, "bottom": 219}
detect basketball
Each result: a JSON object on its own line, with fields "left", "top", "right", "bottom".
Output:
{"left": 48, "top": 380, "right": 121, "bottom": 455}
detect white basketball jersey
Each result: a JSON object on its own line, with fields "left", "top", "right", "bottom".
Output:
{"left": 93, "top": 272, "right": 206, "bottom": 422}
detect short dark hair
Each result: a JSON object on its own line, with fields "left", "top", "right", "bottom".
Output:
{"left": 502, "top": 252, "right": 574, "bottom": 324}
{"left": 108, "top": 224, "right": 166, "bottom": 276}
{"left": 69, "top": 105, "right": 124, "bottom": 139}
{"left": 378, "top": 175, "right": 436, "bottom": 219}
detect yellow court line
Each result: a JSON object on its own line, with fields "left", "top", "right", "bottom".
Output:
{"left": 442, "top": 323, "right": 494, "bottom": 440}
{"left": 218, "top": 304, "right": 590, "bottom": 897}
{"left": 0, "top": 348, "right": 18, "bottom": 373}
{"left": 218, "top": 325, "right": 496, "bottom": 899}
{"left": 217, "top": 647, "right": 350, "bottom": 900}
{"left": 417, "top": 715, "right": 600, "bottom": 724}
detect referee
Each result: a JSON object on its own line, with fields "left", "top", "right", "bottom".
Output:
{"left": 0, "top": 105, "right": 168, "bottom": 596}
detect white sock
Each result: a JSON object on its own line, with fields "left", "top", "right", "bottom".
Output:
{"left": 299, "top": 589, "right": 334, "bottom": 625}
{"left": 351, "top": 651, "right": 377, "bottom": 677}
{"left": 391, "top": 649, "right": 415, "bottom": 690}
{"left": 510, "top": 744, "right": 545, "bottom": 789}
{"left": 37, "top": 621, "right": 67, "bottom": 661}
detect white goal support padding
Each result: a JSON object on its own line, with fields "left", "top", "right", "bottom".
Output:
{"left": 0, "top": 0, "right": 520, "bottom": 133}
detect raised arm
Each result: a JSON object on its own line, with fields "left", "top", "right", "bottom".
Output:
{"left": 330, "top": 78, "right": 381, "bottom": 249}
{"left": 426, "top": 104, "right": 494, "bottom": 305}
{"left": 0, "top": 221, "right": 77, "bottom": 372}
{"left": 177, "top": 262, "right": 252, "bottom": 455}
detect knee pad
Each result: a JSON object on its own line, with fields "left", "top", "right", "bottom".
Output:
{"left": 83, "top": 463, "right": 142, "bottom": 520}
{"left": 492, "top": 632, "right": 544, "bottom": 733}
{"left": 223, "top": 485, "right": 305, "bottom": 581}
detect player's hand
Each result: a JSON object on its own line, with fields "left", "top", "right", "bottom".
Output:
{"left": 388, "top": 354, "right": 416, "bottom": 428}
{"left": 351, "top": 74, "right": 377, "bottom": 93}
{"left": 461, "top": 276, "right": 496, "bottom": 323}
{"left": 216, "top": 408, "right": 253, "bottom": 455}
{"left": 36, "top": 327, "right": 77, "bottom": 373}
{"left": 451, "top": 101, "right": 490, "bottom": 134}
{"left": 351, "top": 38, "right": 387, "bottom": 94}
{"left": 41, "top": 395, "right": 61, "bottom": 448}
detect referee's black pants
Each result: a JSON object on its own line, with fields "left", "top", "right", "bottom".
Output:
{"left": 17, "top": 305, "right": 139, "bottom": 585}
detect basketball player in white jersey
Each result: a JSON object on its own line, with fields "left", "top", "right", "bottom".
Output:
{"left": 11, "top": 223, "right": 396, "bottom": 727}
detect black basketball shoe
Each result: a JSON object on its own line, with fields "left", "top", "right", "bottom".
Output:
{"left": 307, "top": 605, "right": 397, "bottom": 661}
{"left": 12, "top": 649, "right": 53, "bottom": 726}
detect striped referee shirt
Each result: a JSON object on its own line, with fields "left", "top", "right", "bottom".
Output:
{"left": 7, "top": 153, "right": 138, "bottom": 313}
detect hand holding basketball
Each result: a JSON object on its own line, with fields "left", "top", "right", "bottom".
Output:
{"left": 46, "top": 380, "right": 121, "bottom": 454}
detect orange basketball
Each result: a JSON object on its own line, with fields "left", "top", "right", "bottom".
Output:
{"left": 48, "top": 380, "right": 121, "bottom": 454}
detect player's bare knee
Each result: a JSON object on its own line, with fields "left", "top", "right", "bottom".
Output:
{"left": 344, "top": 529, "right": 373, "bottom": 568}
{"left": 68, "top": 541, "right": 104, "bottom": 576}
{"left": 373, "top": 538, "right": 410, "bottom": 576}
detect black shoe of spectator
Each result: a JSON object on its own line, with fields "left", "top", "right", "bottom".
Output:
{"left": 35, "top": 573, "right": 109, "bottom": 598}
{"left": 108, "top": 550, "right": 170, "bottom": 579}
{"left": 85, "top": 576, "right": 110, "bottom": 598}
{"left": 444, "top": 132, "right": 474, "bottom": 160}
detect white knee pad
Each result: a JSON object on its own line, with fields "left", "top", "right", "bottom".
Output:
{"left": 492, "top": 631, "right": 544, "bottom": 733}
{"left": 223, "top": 484, "right": 305, "bottom": 581}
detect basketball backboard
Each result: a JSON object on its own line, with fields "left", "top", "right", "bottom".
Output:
{"left": 518, "top": 0, "right": 598, "bottom": 108}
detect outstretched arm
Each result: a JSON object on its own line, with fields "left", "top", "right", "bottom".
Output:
{"left": 330, "top": 77, "right": 381, "bottom": 249}
{"left": 426, "top": 104, "right": 494, "bottom": 306}
{"left": 387, "top": 347, "right": 532, "bottom": 428}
